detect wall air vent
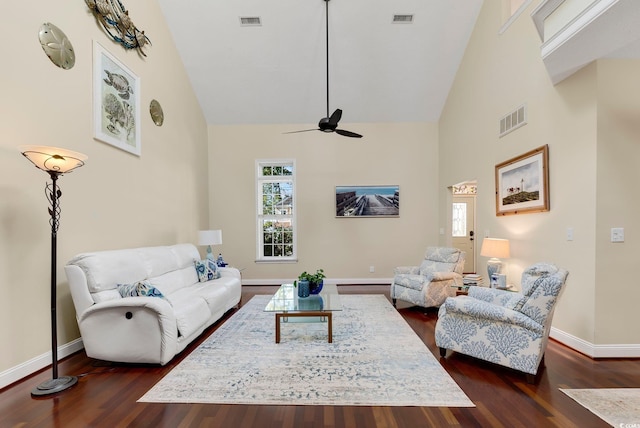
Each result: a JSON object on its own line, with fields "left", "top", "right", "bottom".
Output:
{"left": 240, "top": 17, "right": 262, "bottom": 26}
{"left": 499, "top": 104, "right": 527, "bottom": 137}
{"left": 392, "top": 14, "right": 414, "bottom": 24}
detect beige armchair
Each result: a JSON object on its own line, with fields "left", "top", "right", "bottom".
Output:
{"left": 391, "top": 247, "right": 465, "bottom": 309}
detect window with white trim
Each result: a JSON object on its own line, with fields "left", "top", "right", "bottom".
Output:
{"left": 256, "top": 160, "right": 296, "bottom": 262}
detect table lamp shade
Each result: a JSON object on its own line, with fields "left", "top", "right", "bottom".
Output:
{"left": 198, "top": 230, "right": 222, "bottom": 246}
{"left": 480, "top": 238, "right": 510, "bottom": 259}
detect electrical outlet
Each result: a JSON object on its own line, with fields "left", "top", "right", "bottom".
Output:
{"left": 566, "top": 227, "right": 574, "bottom": 241}
{"left": 369, "top": 266, "right": 375, "bottom": 273}
{"left": 611, "top": 227, "right": 624, "bottom": 243}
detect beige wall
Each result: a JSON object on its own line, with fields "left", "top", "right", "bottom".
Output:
{"left": 440, "top": 0, "right": 640, "bottom": 348}
{"left": 0, "top": 1, "right": 209, "bottom": 375}
{"left": 208, "top": 123, "right": 440, "bottom": 283}
{"left": 595, "top": 59, "right": 640, "bottom": 344}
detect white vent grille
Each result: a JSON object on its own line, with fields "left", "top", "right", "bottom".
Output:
{"left": 392, "top": 14, "right": 414, "bottom": 23}
{"left": 499, "top": 104, "right": 527, "bottom": 137}
{"left": 240, "top": 17, "right": 261, "bottom": 26}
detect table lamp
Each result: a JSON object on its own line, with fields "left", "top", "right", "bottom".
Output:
{"left": 480, "top": 237, "right": 510, "bottom": 282}
{"left": 198, "top": 230, "right": 222, "bottom": 261}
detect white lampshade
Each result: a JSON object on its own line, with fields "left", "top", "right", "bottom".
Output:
{"left": 480, "top": 238, "right": 510, "bottom": 259}
{"left": 198, "top": 230, "right": 222, "bottom": 246}
{"left": 481, "top": 238, "right": 510, "bottom": 285}
{"left": 19, "top": 145, "right": 87, "bottom": 174}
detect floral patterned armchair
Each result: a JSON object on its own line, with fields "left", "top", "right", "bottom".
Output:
{"left": 435, "top": 263, "right": 569, "bottom": 382}
{"left": 391, "top": 247, "right": 465, "bottom": 309}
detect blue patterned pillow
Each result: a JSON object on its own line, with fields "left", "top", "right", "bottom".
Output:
{"left": 117, "top": 280, "right": 165, "bottom": 298}
{"left": 194, "top": 259, "right": 221, "bottom": 282}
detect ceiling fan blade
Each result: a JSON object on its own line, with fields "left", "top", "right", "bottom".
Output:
{"left": 283, "top": 128, "right": 320, "bottom": 134}
{"left": 328, "top": 109, "right": 342, "bottom": 126}
{"left": 336, "top": 129, "right": 363, "bottom": 138}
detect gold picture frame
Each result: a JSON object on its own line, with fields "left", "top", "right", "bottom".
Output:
{"left": 495, "top": 145, "right": 549, "bottom": 216}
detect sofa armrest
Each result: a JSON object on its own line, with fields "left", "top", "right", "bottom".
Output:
{"left": 442, "top": 296, "right": 543, "bottom": 334}
{"left": 219, "top": 266, "right": 241, "bottom": 280}
{"left": 393, "top": 266, "right": 420, "bottom": 275}
{"left": 78, "top": 297, "right": 178, "bottom": 365}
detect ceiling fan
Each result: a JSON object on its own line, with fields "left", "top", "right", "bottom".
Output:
{"left": 285, "top": 0, "right": 362, "bottom": 138}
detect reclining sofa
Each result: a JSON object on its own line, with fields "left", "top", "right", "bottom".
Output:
{"left": 64, "top": 243, "right": 241, "bottom": 365}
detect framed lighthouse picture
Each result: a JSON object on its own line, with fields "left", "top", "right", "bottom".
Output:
{"left": 495, "top": 145, "right": 549, "bottom": 216}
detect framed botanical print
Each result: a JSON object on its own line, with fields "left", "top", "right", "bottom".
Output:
{"left": 93, "top": 41, "right": 141, "bottom": 156}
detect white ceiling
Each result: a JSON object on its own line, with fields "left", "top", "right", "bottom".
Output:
{"left": 157, "top": 0, "right": 484, "bottom": 126}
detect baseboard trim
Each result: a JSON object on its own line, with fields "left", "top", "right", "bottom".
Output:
{"left": 0, "top": 338, "right": 84, "bottom": 390}
{"left": 550, "top": 327, "right": 640, "bottom": 358}
{"left": 241, "top": 277, "right": 393, "bottom": 286}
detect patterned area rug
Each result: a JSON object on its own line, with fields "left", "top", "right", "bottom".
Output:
{"left": 139, "top": 294, "right": 474, "bottom": 407}
{"left": 560, "top": 388, "right": 640, "bottom": 426}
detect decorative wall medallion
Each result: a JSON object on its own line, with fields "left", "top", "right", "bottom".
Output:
{"left": 149, "top": 99, "right": 164, "bottom": 126}
{"left": 85, "top": 0, "right": 151, "bottom": 56}
{"left": 38, "top": 23, "right": 75, "bottom": 69}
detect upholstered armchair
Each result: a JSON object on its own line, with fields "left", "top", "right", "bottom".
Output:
{"left": 435, "top": 263, "right": 569, "bottom": 382}
{"left": 391, "top": 247, "right": 466, "bottom": 309}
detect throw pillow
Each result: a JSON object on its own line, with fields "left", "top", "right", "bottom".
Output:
{"left": 117, "top": 280, "right": 165, "bottom": 298}
{"left": 194, "top": 258, "right": 221, "bottom": 282}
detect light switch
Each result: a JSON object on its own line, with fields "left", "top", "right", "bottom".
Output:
{"left": 611, "top": 227, "right": 624, "bottom": 243}
{"left": 566, "top": 227, "right": 574, "bottom": 241}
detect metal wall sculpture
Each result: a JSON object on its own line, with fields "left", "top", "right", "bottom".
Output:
{"left": 85, "top": 0, "right": 151, "bottom": 56}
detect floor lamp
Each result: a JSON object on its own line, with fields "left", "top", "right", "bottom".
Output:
{"left": 20, "top": 145, "right": 87, "bottom": 396}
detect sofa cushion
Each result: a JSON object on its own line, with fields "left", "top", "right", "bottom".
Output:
{"left": 195, "top": 259, "right": 221, "bottom": 282}
{"left": 165, "top": 292, "right": 211, "bottom": 338}
{"left": 148, "top": 266, "right": 199, "bottom": 296}
{"left": 117, "top": 280, "right": 165, "bottom": 298}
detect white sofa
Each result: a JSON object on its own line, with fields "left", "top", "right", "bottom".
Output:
{"left": 64, "top": 243, "right": 241, "bottom": 365}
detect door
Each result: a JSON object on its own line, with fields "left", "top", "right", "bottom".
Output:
{"left": 451, "top": 195, "right": 476, "bottom": 273}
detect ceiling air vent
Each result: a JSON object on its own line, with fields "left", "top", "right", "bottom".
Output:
{"left": 392, "top": 14, "right": 414, "bottom": 24}
{"left": 240, "top": 17, "right": 262, "bottom": 26}
{"left": 499, "top": 104, "right": 527, "bottom": 137}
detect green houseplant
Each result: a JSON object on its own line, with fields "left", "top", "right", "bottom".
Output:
{"left": 297, "top": 269, "right": 325, "bottom": 295}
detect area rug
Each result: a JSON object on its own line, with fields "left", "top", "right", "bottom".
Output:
{"left": 560, "top": 388, "right": 640, "bottom": 427}
{"left": 139, "top": 294, "right": 474, "bottom": 407}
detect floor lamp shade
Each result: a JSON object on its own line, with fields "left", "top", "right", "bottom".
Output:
{"left": 19, "top": 145, "right": 87, "bottom": 174}
{"left": 480, "top": 238, "right": 510, "bottom": 284}
{"left": 198, "top": 230, "right": 222, "bottom": 260}
{"left": 19, "top": 145, "right": 86, "bottom": 396}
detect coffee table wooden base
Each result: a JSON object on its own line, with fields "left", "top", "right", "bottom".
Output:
{"left": 275, "top": 312, "right": 333, "bottom": 344}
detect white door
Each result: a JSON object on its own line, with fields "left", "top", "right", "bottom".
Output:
{"left": 451, "top": 195, "right": 476, "bottom": 273}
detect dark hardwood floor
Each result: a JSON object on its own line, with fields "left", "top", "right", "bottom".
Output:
{"left": 2, "top": 285, "right": 637, "bottom": 427}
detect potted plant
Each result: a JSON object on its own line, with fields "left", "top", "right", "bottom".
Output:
{"left": 297, "top": 269, "right": 325, "bottom": 295}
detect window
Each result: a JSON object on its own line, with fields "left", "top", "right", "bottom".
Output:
{"left": 452, "top": 203, "right": 467, "bottom": 238}
{"left": 256, "top": 160, "right": 296, "bottom": 262}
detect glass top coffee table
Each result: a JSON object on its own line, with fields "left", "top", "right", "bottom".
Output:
{"left": 264, "top": 283, "right": 342, "bottom": 343}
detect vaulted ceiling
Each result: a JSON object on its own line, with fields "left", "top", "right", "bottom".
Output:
{"left": 157, "top": 0, "right": 484, "bottom": 126}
